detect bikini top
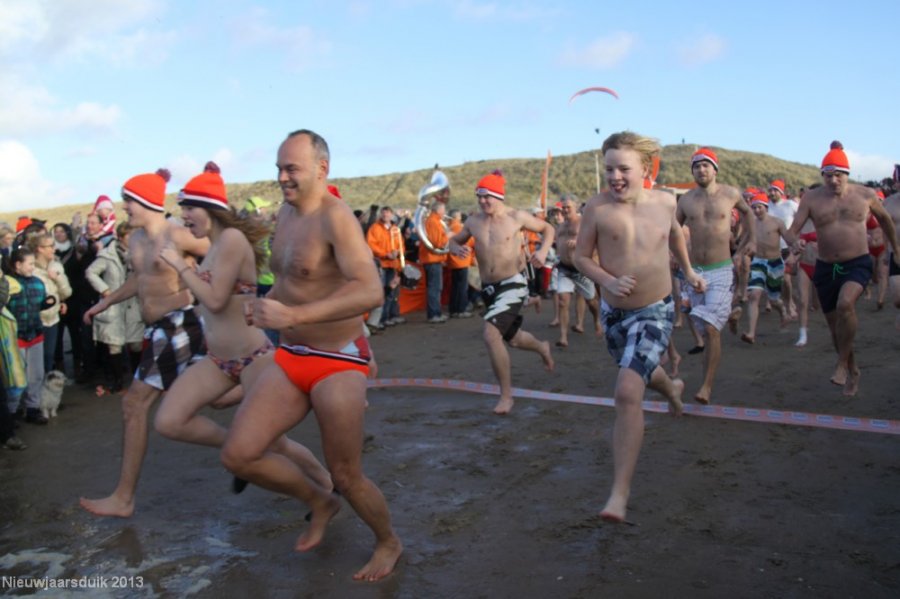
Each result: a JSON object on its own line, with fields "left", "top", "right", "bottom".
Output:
{"left": 196, "top": 269, "right": 258, "bottom": 295}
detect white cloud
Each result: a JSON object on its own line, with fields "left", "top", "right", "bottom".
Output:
{"left": 0, "top": 140, "right": 66, "bottom": 211}
{"left": 0, "top": 0, "right": 173, "bottom": 67}
{"left": 0, "top": 74, "right": 121, "bottom": 137}
{"left": 232, "top": 8, "right": 332, "bottom": 71}
{"left": 846, "top": 150, "right": 897, "bottom": 182}
{"left": 559, "top": 33, "right": 636, "bottom": 69}
{"left": 0, "top": 0, "right": 45, "bottom": 53}
{"left": 451, "top": 0, "right": 560, "bottom": 20}
{"left": 167, "top": 149, "right": 238, "bottom": 192}
{"left": 677, "top": 33, "right": 726, "bottom": 67}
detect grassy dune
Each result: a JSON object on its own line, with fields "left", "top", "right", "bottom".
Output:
{"left": 1, "top": 145, "right": 822, "bottom": 227}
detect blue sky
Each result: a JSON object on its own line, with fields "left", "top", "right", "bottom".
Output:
{"left": 2, "top": 0, "right": 898, "bottom": 212}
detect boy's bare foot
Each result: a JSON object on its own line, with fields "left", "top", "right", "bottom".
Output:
{"left": 79, "top": 494, "right": 134, "bottom": 518}
{"left": 740, "top": 333, "right": 755, "bottom": 344}
{"left": 493, "top": 396, "right": 514, "bottom": 415}
{"left": 599, "top": 495, "right": 635, "bottom": 525}
{"left": 667, "top": 379, "right": 685, "bottom": 416}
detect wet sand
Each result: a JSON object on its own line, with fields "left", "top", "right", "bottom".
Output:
{"left": 1, "top": 295, "right": 899, "bottom": 598}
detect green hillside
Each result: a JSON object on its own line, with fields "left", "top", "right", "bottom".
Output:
{"left": 1, "top": 145, "right": 824, "bottom": 227}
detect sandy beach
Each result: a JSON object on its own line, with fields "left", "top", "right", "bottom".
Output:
{"left": 1, "top": 294, "right": 898, "bottom": 598}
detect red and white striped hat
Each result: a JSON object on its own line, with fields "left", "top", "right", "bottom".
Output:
{"left": 122, "top": 168, "right": 171, "bottom": 212}
{"left": 178, "top": 162, "right": 228, "bottom": 211}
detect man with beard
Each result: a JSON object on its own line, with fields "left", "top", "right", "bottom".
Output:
{"left": 676, "top": 148, "right": 755, "bottom": 404}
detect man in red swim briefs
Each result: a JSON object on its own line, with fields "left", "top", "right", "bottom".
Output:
{"left": 221, "top": 129, "right": 402, "bottom": 582}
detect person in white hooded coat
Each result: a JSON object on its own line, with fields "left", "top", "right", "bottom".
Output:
{"left": 85, "top": 223, "right": 143, "bottom": 392}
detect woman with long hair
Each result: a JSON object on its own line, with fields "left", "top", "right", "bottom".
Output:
{"left": 156, "top": 163, "right": 330, "bottom": 492}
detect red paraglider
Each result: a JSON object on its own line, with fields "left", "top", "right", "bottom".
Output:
{"left": 568, "top": 86, "right": 620, "bottom": 104}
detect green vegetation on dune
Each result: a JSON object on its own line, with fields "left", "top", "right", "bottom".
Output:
{"left": 1, "top": 145, "right": 824, "bottom": 226}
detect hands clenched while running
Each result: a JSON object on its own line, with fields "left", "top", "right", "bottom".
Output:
{"left": 244, "top": 297, "right": 295, "bottom": 330}
{"left": 604, "top": 274, "right": 637, "bottom": 298}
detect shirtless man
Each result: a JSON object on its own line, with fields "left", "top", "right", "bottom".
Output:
{"left": 554, "top": 195, "right": 601, "bottom": 348}
{"left": 767, "top": 180, "right": 799, "bottom": 318}
{"left": 449, "top": 169, "right": 555, "bottom": 415}
{"left": 220, "top": 130, "right": 401, "bottom": 582}
{"left": 786, "top": 142, "right": 900, "bottom": 395}
{"left": 574, "top": 131, "right": 705, "bottom": 524}
{"left": 884, "top": 171, "right": 900, "bottom": 330}
{"left": 676, "top": 147, "right": 755, "bottom": 404}
{"left": 740, "top": 192, "right": 791, "bottom": 343}
{"left": 81, "top": 168, "right": 210, "bottom": 517}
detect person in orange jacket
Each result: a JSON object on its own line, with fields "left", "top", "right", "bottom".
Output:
{"left": 447, "top": 209, "right": 475, "bottom": 318}
{"left": 419, "top": 200, "right": 449, "bottom": 322}
{"left": 366, "top": 206, "right": 405, "bottom": 327}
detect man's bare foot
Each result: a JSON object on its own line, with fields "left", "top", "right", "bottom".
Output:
{"left": 79, "top": 495, "right": 134, "bottom": 518}
{"left": 493, "top": 396, "right": 515, "bottom": 415}
{"left": 555, "top": 339, "right": 568, "bottom": 348}
{"left": 830, "top": 364, "right": 848, "bottom": 386}
{"left": 740, "top": 333, "right": 755, "bottom": 344}
{"left": 295, "top": 493, "right": 342, "bottom": 552}
{"left": 548, "top": 319, "right": 559, "bottom": 327}
{"left": 353, "top": 537, "right": 403, "bottom": 582}
{"left": 571, "top": 324, "right": 584, "bottom": 334}
{"left": 843, "top": 368, "right": 861, "bottom": 397}
{"left": 727, "top": 306, "right": 742, "bottom": 334}
{"left": 539, "top": 340, "right": 554, "bottom": 372}
{"left": 667, "top": 378, "right": 685, "bottom": 416}
{"left": 594, "top": 321, "right": 604, "bottom": 336}
{"left": 694, "top": 384, "right": 711, "bottom": 405}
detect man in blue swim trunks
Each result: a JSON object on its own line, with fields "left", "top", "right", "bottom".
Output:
{"left": 786, "top": 142, "right": 900, "bottom": 396}
{"left": 575, "top": 131, "right": 706, "bottom": 525}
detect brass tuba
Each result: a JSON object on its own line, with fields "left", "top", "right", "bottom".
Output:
{"left": 414, "top": 168, "right": 451, "bottom": 255}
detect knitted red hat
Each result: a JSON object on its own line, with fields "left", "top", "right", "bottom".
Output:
{"left": 179, "top": 162, "right": 228, "bottom": 211}
{"left": 820, "top": 141, "right": 850, "bottom": 174}
{"left": 768, "top": 179, "right": 785, "bottom": 195}
{"left": 94, "top": 195, "right": 114, "bottom": 213}
{"left": 750, "top": 192, "right": 769, "bottom": 208}
{"left": 476, "top": 170, "right": 505, "bottom": 201}
{"left": 691, "top": 148, "right": 719, "bottom": 171}
{"left": 122, "top": 168, "right": 171, "bottom": 212}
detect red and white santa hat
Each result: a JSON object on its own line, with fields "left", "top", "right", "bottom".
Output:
{"left": 820, "top": 141, "right": 850, "bottom": 175}
{"left": 691, "top": 147, "right": 719, "bottom": 171}
{"left": 750, "top": 192, "right": 769, "bottom": 208}
{"left": 122, "top": 168, "right": 171, "bottom": 212}
{"left": 94, "top": 194, "right": 114, "bottom": 213}
{"left": 476, "top": 170, "right": 505, "bottom": 201}
{"left": 768, "top": 179, "right": 785, "bottom": 195}
{"left": 178, "top": 162, "right": 228, "bottom": 211}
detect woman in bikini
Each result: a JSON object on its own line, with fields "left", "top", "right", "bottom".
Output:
{"left": 157, "top": 162, "right": 331, "bottom": 491}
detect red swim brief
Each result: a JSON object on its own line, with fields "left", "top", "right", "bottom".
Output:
{"left": 274, "top": 336, "right": 370, "bottom": 395}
